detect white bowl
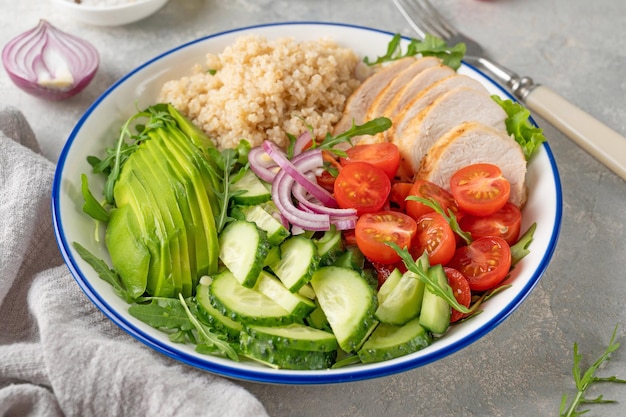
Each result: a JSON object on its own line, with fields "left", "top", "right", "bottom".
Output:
{"left": 50, "top": 0, "right": 169, "bottom": 26}
{"left": 51, "top": 22, "right": 563, "bottom": 385}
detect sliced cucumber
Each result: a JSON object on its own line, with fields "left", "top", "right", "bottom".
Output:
{"left": 209, "top": 270, "right": 294, "bottom": 326}
{"left": 240, "top": 333, "right": 337, "bottom": 370}
{"left": 310, "top": 266, "right": 378, "bottom": 353}
{"left": 297, "top": 283, "right": 316, "bottom": 300}
{"left": 243, "top": 323, "right": 338, "bottom": 352}
{"left": 254, "top": 271, "right": 316, "bottom": 320}
{"left": 195, "top": 283, "right": 242, "bottom": 340}
{"left": 333, "top": 246, "right": 365, "bottom": 270}
{"left": 237, "top": 203, "right": 289, "bottom": 245}
{"left": 218, "top": 220, "right": 269, "bottom": 288}
{"left": 305, "top": 303, "right": 332, "bottom": 332}
{"left": 314, "top": 226, "right": 343, "bottom": 266}
{"left": 269, "top": 236, "right": 319, "bottom": 293}
{"left": 358, "top": 317, "right": 432, "bottom": 363}
{"left": 231, "top": 169, "right": 271, "bottom": 205}
{"left": 376, "top": 268, "right": 403, "bottom": 306}
{"left": 419, "top": 264, "right": 451, "bottom": 334}
{"left": 375, "top": 271, "right": 425, "bottom": 325}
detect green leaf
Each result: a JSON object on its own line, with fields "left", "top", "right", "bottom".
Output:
{"left": 80, "top": 174, "right": 110, "bottom": 222}
{"left": 364, "top": 33, "right": 466, "bottom": 71}
{"left": 492, "top": 95, "right": 546, "bottom": 160}
{"left": 128, "top": 297, "right": 194, "bottom": 331}
{"left": 406, "top": 195, "right": 472, "bottom": 245}
{"left": 510, "top": 223, "right": 536, "bottom": 266}
{"left": 317, "top": 117, "right": 392, "bottom": 153}
{"left": 72, "top": 242, "right": 135, "bottom": 303}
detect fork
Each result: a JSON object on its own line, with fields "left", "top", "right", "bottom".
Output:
{"left": 393, "top": 0, "right": 626, "bottom": 181}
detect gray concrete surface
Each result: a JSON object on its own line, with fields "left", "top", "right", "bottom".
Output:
{"left": 2, "top": 0, "right": 625, "bottom": 415}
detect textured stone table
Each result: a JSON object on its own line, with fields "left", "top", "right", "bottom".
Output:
{"left": 2, "top": 0, "right": 625, "bottom": 415}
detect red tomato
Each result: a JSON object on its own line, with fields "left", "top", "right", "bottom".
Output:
{"left": 405, "top": 179, "right": 463, "bottom": 221}
{"left": 316, "top": 169, "right": 337, "bottom": 193}
{"left": 459, "top": 202, "right": 522, "bottom": 245}
{"left": 334, "top": 161, "right": 391, "bottom": 215}
{"left": 449, "top": 163, "right": 511, "bottom": 216}
{"left": 444, "top": 267, "right": 472, "bottom": 323}
{"left": 448, "top": 236, "right": 512, "bottom": 292}
{"left": 355, "top": 211, "right": 417, "bottom": 264}
{"left": 389, "top": 182, "right": 413, "bottom": 211}
{"left": 371, "top": 261, "right": 406, "bottom": 289}
{"left": 411, "top": 212, "right": 456, "bottom": 266}
{"left": 340, "top": 142, "right": 400, "bottom": 180}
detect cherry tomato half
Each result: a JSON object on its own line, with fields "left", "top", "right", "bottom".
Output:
{"left": 448, "top": 236, "right": 512, "bottom": 292}
{"left": 334, "top": 161, "right": 391, "bottom": 215}
{"left": 444, "top": 267, "right": 472, "bottom": 323}
{"left": 449, "top": 163, "right": 511, "bottom": 217}
{"left": 355, "top": 211, "right": 417, "bottom": 264}
{"left": 340, "top": 142, "right": 400, "bottom": 180}
{"left": 389, "top": 182, "right": 413, "bottom": 211}
{"left": 405, "top": 179, "right": 463, "bottom": 221}
{"left": 410, "top": 212, "right": 456, "bottom": 266}
{"left": 459, "top": 202, "right": 522, "bottom": 245}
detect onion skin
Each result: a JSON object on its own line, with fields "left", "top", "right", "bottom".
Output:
{"left": 2, "top": 19, "right": 99, "bottom": 101}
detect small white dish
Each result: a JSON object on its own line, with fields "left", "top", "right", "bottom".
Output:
{"left": 50, "top": 0, "right": 169, "bottom": 26}
{"left": 51, "top": 22, "right": 563, "bottom": 385}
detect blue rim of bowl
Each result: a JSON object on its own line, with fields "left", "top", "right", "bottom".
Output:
{"left": 51, "top": 21, "right": 563, "bottom": 385}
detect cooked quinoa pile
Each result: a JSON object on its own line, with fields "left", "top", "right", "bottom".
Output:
{"left": 158, "top": 35, "right": 366, "bottom": 150}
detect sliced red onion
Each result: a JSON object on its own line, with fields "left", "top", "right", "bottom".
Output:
{"left": 262, "top": 140, "right": 338, "bottom": 208}
{"left": 292, "top": 130, "right": 313, "bottom": 156}
{"left": 2, "top": 20, "right": 99, "bottom": 101}
{"left": 248, "top": 145, "right": 279, "bottom": 182}
{"left": 293, "top": 181, "right": 356, "bottom": 217}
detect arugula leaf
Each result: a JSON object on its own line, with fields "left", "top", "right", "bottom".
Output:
{"left": 364, "top": 33, "right": 466, "bottom": 71}
{"left": 80, "top": 174, "right": 110, "bottom": 222}
{"left": 492, "top": 95, "right": 546, "bottom": 160}
{"left": 128, "top": 297, "right": 195, "bottom": 331}
{"left": 406, "top": 196, "right": 472, "bottom": 245}
{"left": 560, "top": 324, "right": 626, "bottom": 417}
{"left": 510, "top": 222, "right": 536, "bottom": 266}
{"left": 316, "top": 117, "right": 392, "bottom": 156}
{"left": 72, "top": 242, "right": 136, "bottom": 303}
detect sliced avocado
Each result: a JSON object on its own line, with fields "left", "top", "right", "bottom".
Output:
{"left": 104, "top": 204, "right": 149, "bottom": 298}
{"left": 142, "top": 135, "right": 195, "bottom": 297}
{"left": 114, "top": 160, "right": 174, "bottom": 297}
{"left": 132, "top": 147, "right": 184, "bottom": 297}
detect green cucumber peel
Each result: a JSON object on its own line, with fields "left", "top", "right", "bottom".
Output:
{"left": 386, "top": 245, "right": 470, "bottom": 314}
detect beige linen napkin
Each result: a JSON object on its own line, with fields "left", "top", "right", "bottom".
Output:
{"left": 0, "top": 106, "right": 269, "bottom": 417}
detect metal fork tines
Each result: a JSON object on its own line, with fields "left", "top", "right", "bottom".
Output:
{"left": 392, "top": 0, "right": 529, "bottom": 98}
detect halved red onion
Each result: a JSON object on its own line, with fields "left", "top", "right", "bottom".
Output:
{"left": 248, "top": 145, "right": 279, "bottom": 182}
{"left": 2, "top": 20, "right": 99, "bottom": 101}
{"left": 292, "top": 130, "right": 313, "bottom": 156}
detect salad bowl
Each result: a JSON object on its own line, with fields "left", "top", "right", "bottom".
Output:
{"left": 51, "top": 22, "right": 562, "bottom": 384}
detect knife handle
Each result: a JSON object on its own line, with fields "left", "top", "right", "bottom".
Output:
{"left": 524, "top": 85, "right": 626, "bottom": 181}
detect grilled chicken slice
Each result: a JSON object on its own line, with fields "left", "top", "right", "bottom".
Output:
{"left": 417, "top": 121, "right": 527, "bottom": 207}
{"left": 333, "top": 57, "right": 415, "bottom": 136}
{"left": 391, "top": 86, "right": 508, "bottom": 178}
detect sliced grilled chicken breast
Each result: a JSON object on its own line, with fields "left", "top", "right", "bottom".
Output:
{"left": 417, "top": 121, "right": 527, "bottom": 206}
{"left": 333, "top": 57, "right": 415, "bottom": 136}
{"left": 392, "top": 86, "right": 508, "bottom": 178}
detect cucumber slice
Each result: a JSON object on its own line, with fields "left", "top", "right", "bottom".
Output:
{"left": 314, "top": 226, "right": 343, "bottom": 266}
{"left": 195, "top": 283, "right": 242, "bottom": 340}
{"left": 244, "top": 323, "right": 338, "bottom": 352}
{"left": 310, "top": 266, "right": 378, "bottom": 353}
{"left": 358, "top": 317, "right": 432, "bottom": 363}
{"left": 375, "top": 271, "right": 425, "bottom": 325}
{"left": 231, "top": 169, "right": 271, "bottom": 205}
{"left": 297, "top": 284, "right": 316, "bottom": 300}
{"left": 218, "top": 220, "right": 270, "bottom": 288}
{"left": 254, "top": 271, "right": 316, "bottom": 319}
{"left": 419, "top": 265, "right": 451, "bottom": 334}
{"left": 209, "top": 270, "right": 294, "bottom": 326}
{"left": 240, "top": 333, "right": 337, "bottom": 370}
{"left": 376, "top": 268, "right": 403, "bottom": 306}
{"left": 333, "top": 246, "right": 365, "bottom": 270}
{"left": 237, "top": 203, "right": 289, "bottom": 245}
{"left": 269, "top": 236, "right": 319, "bottom": 292}
{"left": 305, "top": 303, "right": 332, "bottom": 332}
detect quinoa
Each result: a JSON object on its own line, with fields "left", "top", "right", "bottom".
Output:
{"left": 158, "top": 35, "right": 367, "bottom": 150}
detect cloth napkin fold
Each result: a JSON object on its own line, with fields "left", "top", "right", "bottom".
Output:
{"left": 0, "top": 106, "right": 269, "bottom": 417}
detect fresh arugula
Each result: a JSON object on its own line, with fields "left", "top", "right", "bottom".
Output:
{"left": 364, "top": 33, "right": 466, "bottom": 71}
{"left": 560, "top": 324, "right": 626, "bottom": 417}
{"left": 510, "top": 222, "right": 536, "bottom": 266}
{"left": 407, "top": 195, "right": 472, "bottom": 245}
{"left": 80, "top": 174, "right": 109, "bottom": 222}
{"left": 316, "top": 117, "right": 392, "bottom": 158}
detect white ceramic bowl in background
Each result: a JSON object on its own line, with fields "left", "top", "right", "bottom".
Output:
{"left": 51, "top": 22, "right": 563, "bottom": 385}
{"left": 50, "top": 0, "right": 169, "bottom": 26}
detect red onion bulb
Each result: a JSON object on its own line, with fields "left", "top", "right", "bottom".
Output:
{"left": 2, "top": 19, "right": 99, "bottom": 101}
